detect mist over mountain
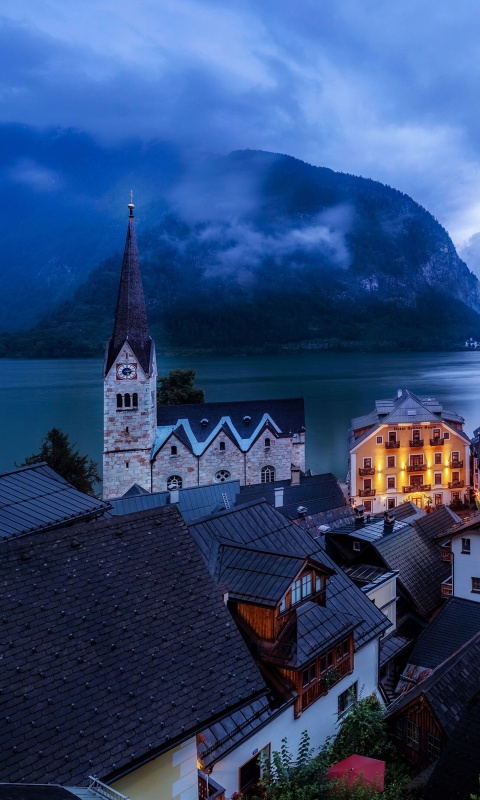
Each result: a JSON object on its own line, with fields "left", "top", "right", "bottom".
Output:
{"left": 2, "top": 130, "right": 480, "bottom": 355}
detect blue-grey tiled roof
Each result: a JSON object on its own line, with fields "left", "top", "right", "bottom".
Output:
{"left": 0, "top": 464, "right": 110, "bottom": 540}
{"left": 109, "top": 480, "right": 240, "bottom": 522}
{"left": 238, "top": 473, "right": 345, "bottom": 519}
{"left": 153, "top": 398, "right": 305, "bottom": 457}
{"left": 408, "top": 597, "right": 480, "bottom": 670}
{"left": 189, "top": 500, "right": 390, "bottom": 649}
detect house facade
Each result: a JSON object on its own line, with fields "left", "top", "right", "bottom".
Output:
{"left": 348, "top": 390, "right": 471, "bottom": 513}
{"left": 103, "top": 203, "right": 305, "bottom": 500}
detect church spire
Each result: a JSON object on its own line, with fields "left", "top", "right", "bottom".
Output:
{"left": 104, "top": 197, "right": 153, "bottom": 377}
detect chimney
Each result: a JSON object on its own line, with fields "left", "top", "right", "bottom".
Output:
{"left": 291, "top": 467, "right": 301, "bottom": 486}
{"left": 354, "top": 504, "right": 365, "bottom": 528}
{"left": 274, "top": 487, "right": 284, "bottom": 508}
{"left": 169, "top": 489, "right": 179, "bottom": 504}
{"left": 383, "top": 510, "right": 395, "bottom": 535}
{"left": 297, "top": 506, "right": 308, "bottom": 518}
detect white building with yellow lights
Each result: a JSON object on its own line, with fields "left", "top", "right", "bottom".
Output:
{"left": 348, "top": 390, "right": 471, "bottom": 512}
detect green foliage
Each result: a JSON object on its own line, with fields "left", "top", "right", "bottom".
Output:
{"left": 157, "top": 368, "right": 205, "bottom": 405}
{"left": 330, "top": 695, "right": 392, "bottom": 763}
{"left": 19, "top": 427, "right": 101, "bottom": 495}
{"left": 255, "top": 732, "right": 329, "bottom": 800}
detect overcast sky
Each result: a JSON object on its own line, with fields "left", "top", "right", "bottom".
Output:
{"left": 3, "top": 0, "right": 480, "bottom": 262}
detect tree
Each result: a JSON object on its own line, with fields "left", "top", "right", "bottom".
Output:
{"left": 330, "top": 695, "right": 392, "bottom": 763}
{"left": 19, "top": 427, "right": 101, "bottom": 495}
{"left": 157, "top": 368, "right": 205, "bottom": 405}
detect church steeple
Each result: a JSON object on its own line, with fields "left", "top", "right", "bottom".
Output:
{"left": 104, "top": 197, "right": 153, "bottom": 377}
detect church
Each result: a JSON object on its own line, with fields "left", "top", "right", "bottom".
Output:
{"left": 103, "top": 202, "right": 306, "bottom": 499}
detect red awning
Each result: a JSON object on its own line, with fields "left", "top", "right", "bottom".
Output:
{"left": 326, "top": 754, "right": 385, "bottom": 793}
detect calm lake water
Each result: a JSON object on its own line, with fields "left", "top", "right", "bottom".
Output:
{"left": 2, "top": 351, "right": 480, "bottom": 482}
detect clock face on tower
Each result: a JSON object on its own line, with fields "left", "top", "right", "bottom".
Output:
{"left": 116, "top": 362, "right": 138, "bottom": 380}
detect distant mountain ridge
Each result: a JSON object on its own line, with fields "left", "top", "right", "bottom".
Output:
{"left": 2, "top": 141, "right": 480, "bottom": 356}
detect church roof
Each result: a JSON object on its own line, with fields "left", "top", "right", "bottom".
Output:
{"left": 154, "top": 398, "right": 305, "bottom": 457}
{"left": 104, "top": 206, "right": 153, "bottom": 377}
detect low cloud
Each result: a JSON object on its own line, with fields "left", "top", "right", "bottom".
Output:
{"left": 7, "top": 158, "right": 62, "bottom": 191}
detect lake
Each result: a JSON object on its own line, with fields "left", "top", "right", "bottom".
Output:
{"left": 2, "top": 351, "right": 480, "bottom": 482}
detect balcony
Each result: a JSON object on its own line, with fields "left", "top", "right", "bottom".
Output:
{"left": 440, "top": 545, "right": 452, "bottom": 563}
{"left": 441, "top": 577, "right": 453, "bottom": 598}
{"left": 385, "top": 441, "right": 400, "bottom": 449}
{"left": 198, "top": 772, "right": 226, "bottom": 800}
{"left": 403, "top": 484, "right": 431, "bottom": 493}
{"left": 359, "top": 467, "right": 375, "bottom": 476}
{"left": 449, "top": 460, "right": 463, "bottom": 468}
{"left": 430, "top": 437, "right": 444, "bottom": 446}
{"left": 359, "top": 489, "right": 376, "bottom": 497}
{"left": 406, "top": 464, "right": 426, "bottom": 472}
{"left": 296, "top": 654, "right": 353, "bottom": 717}
{"left": 409, "top": 439, "right": 424, "bottom": 448}
{"left": 448, "top": 480, "right": 465, "bottom": 489}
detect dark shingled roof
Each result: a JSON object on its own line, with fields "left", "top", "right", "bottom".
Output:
{"left": 372, "top": 525, "right": 450, "bottom": 618}
{"left": 413, "top": 505, "right": 460, "bottom": 542}
{"left": 423, "top": 690, "right": 480, "bottom": 800}
{"left": 0, "top": 506, "right": 267, "bottom": 785}
{"left": 0, "top": 463, "right": 110, "bottom": 540}
{"left": 156, "top": 398, "right": 305, "bottom": 444}
{"left": 189, "top": 500, "right": 389, "bottom": 649}
{"left": 104, "top": 210, "right": 154, "bottom": 377}
{"left": 407, "top": 597, "right": 480, "bottom": 670}
{"left": 109, "top": 480, "right": 240, "bottom": 522}
{"left": 293, "top": 603, "right": 355, "bottom": 666}
{"left": 386, "top": 633, "right": 480, "bottom": 738}
{"left": 216, "top": 544, "right": 308, "bottom": 606}
{"left": 238, "top": 473, "right": 345, "bottom": 519}
{"left": 379, "top": 630, "right": 413, "bottom": 668}
{"left": 0, "top": 788, "right": 82, "bottom": 800}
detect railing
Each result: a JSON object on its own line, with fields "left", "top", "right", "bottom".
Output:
{"left": 406, "top": 464, "right": 426, "bottom": 472}
{"left": 448, "top": 480, "right": 465, "bottom": 489}
{"left": 409, "top": 439, "right": 424, "bottom": 447}
{"left": 403, "top": 484, "right": 431, "bottom": 493}
{"left": 440, "top": 546, "right": 452, "bottom": 562}
{"left": 449, "top": 460, "right": 463, "bottom": 468}
{"left": 441, "top": 577, "right": 453, "bottom": 598}
{"left": 297, "top": 655, "right": 353, "bottom": 716}
{"left": 430, "top": 437, "right": 444, "bottom": 446}
{"left": 88, "top": 779, "right": 130, "bottom": 800}
{"left": 359, "top": 489, "right": 376, "bottom": 497}
{"left": 198, "top": 772, "right": 226, "bottom": 800}
{"left": 359, "top": 467, "right": 375, "bottom": 476}
{"left": 385, "top": 441, "right": 400, "bottom": 449}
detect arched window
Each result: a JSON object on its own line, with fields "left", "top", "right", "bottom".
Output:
{"left": 132, "top": 393, "right": 138, "bottom": 409}
{"left": 261, "top": 465, "right": 275, "bottom": 483}
{"left": 219, "top": 441, "right": 225, "bottom": 451}
{"left": 116, "top": 394, "right": 123, "bottom": 409}
{"left": 167, "top": 475, "right": 183, "bottom": 490}
{"left": 264, "top": 437, "right": 271, "bottom": 448}
{"left": 124, "top": 393, "right": 131, "bottom": 408}
{"left": 215, "top": 470, "right": 231, "bottom": 483}
{"left": 171, "top": 445, "right": 177, "bottom": 456}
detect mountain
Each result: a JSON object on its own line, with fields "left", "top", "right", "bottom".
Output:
{"left": 2, "top": 143, "right": 480, "bottom": 356}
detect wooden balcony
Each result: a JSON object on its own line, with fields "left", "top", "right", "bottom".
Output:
{"left": 403, "top": 484, "right": 431, "bottom": 493}
{"left": 448, "top": 480, "right": 465, "bottom": 489}
{"left": 297, "top": 654, "right": 353, "bottom": 717}
{"left": 440, "top": 545, "right": 452, "bottom": 563}
{"left": 449, "top": 460, "right": 463, "bottom": 468}
{"left": 406, "top": 464, "right": 426, "bottom": 472}
{"left": 409, "top": 439, "right": 424, "bottom": 447}
{"left": 359, "top": 488, "right": 376, "bottom": 497}
{"left": 385, "top": 441, "right": 400, "bottom": 449}
{"left": 441, "top": 577, "right": 453, "bottom": 598}
{"left": 198, "top": 772, "right": 226, "bottom": 800}
{"left": 430, "top": 437, "right": 444, "bottom": 446}
{"left": 359, "top": 467, "right": 375, "bottom": 476}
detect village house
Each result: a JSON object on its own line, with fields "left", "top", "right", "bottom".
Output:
{"left": 348, "top": 389, "right": 471, "bottom": 513}
{"left": 433, "top": 510, "right": 480, "bottom": 600}
{"left": 103, "top": 202, "right": 305, "bottom": 500}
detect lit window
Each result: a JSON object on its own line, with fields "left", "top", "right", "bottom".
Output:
{"left": 215, "top": 469, "right": 231, "bottom": 483}
{"left": 387, "top": 476, "right": 395, "bottom": 489}
{"left": 435, "top": 452, "right": 442, "bottom": 464}
{"left": 387, "top": 456, "right": 395, "bottom": 468}
{"left": 451, "top": 451, "right": 460, "bottom": 463}
{"left": 338, "top": 682, "right": 357, "bottom": 715}
{"left": 462, "top": 538, "right": 471, "bottom": 554}
{"left": 434, "top": 472, "right": 442, "bottom": 485}
{"left": 167, "top": 475, "right": 182, "bottom": 490}
{"left": 364, "top": 458, "right": 372, "bottom": 468}
{"left": 261, "top": 465, "right": 275, "bottom": 483}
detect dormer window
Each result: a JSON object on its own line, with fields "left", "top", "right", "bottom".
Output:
{"left": 279, "top": 569, "right": 325, "bottom": 614}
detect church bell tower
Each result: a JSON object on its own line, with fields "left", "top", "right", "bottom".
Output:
{"left": 102, "top": 198, "right": 157, "bottom": 499}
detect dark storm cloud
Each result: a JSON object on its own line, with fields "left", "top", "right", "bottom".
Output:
{"left": 3, "top": 1, "right": 480, "bottom": 259}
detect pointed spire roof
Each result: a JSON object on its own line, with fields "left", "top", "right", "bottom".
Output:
{"left": 104, "top": 200, "right": 153, "bottom": 377}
